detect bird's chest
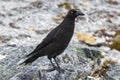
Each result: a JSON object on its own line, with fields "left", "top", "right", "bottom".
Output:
{"left": 55, "top": 30, "right": 73, "bottom": 47}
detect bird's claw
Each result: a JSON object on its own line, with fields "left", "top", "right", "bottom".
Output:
{"left": 55, "top": 67, "right": 65, "bottom": 73}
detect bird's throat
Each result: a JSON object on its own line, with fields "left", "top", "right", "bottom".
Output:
{"left": 61, "top": 17, "right": 75, "bottom": 32}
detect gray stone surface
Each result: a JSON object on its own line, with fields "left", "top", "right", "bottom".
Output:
{"left": 0, "top": 45, "right": 92, "bottom": 80}
{"left": 105, "top": 65, "right": 120, "bottom": 80}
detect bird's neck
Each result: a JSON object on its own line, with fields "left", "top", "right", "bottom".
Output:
{"left": 60, "top": 17, "right": 75, "bottom": 31}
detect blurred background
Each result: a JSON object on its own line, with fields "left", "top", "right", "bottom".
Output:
{"left": 0, "top": 0, "right": 120, "bottom": 80}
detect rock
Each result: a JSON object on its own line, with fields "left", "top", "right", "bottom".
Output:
{"left": 35, "top": 29, "right": 50, "bottom": 34}
{"left": 0, "top": 35, "right": 12, "bottom": 44}
{"left": 0, "top": 54, "right": 6, "bottom": 60}
{"left": 105, "top": 31, "right": 116, "bottom": 37}
{"left": 0, "top": 45, "right": 98, "bottom": 80}
{"left": 0, "top": 44, "right": 120, "bottom": 80}
{"left": 104, "top": 65, "right": 120, "bottom": 80}
{"left": 10, "top": 66, "right": 38, "bottom": 80}
{"left": 106, "top": 0, "right": 118, "bottom": 5}
{"left": 0, "top": 21, "right": 4, "bottom": 26}
{"left": 30, "top": 1, "right": 43, "bottom": 8}
{"left": 9, "top": 22, "right": 20, "bottom": 29}
{"left": 0, "top": 75, "right": 3, "bottom": 80}
{"left": 82, "top": 48, "right": 101, "bottom": 60}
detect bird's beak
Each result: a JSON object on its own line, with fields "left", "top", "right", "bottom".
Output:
{"left": 75, "top": 11, "right": 85, "bottom": 16}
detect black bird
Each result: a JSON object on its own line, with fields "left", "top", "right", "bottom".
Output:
{"left": 20, "top": 9, "right": 84, "bottom": 72}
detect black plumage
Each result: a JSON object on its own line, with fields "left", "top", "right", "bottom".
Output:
{"left": 20, "top": 9, "right": 84, "bottom": 72}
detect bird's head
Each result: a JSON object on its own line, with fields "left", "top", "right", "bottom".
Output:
{"left": 66, "top": 9, "right": 84, "bottom": 19}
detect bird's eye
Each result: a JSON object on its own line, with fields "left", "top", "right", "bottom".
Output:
{"left": 70, "top": 11, "right": 74, "bottom": 14}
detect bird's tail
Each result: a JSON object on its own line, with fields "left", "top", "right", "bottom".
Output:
{"left": 18, "top": 52, "right": 38, "bottom": 65}
{"left": 18, "top": 50, "right": 45, "bottom": 65}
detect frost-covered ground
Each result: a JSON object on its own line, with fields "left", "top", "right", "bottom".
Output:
{"left": 0, "top": 0, "right": 120, "bottom": 80}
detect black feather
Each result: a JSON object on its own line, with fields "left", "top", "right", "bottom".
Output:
{"left": 20, "top": 9, "right": 84, "bottom": 65}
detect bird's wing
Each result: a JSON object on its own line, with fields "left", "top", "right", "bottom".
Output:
{"left": 26, "top": 27, "right": 58, "bottom": 57}
{"left": 35, "top": 27, "right": 59, "bottom": 50}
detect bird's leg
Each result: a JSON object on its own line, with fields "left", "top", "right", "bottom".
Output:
{"left": 49, "top": 58, "right": 64, "bottom": 73}
{"left": 53, "top": 58, "right": 61, "bottom": 68}
{"left": 38, "top": 59, "right": 56, "bottom": 79}
{"left": 49, "top": 58, "right": 56, "bottom": 68}
{"left": 53, "top": 58, "right": 64, "bottom": 73}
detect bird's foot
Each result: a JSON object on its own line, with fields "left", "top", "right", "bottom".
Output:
{"left": 55, "top": 67, "right": 65, "bottom": 73}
